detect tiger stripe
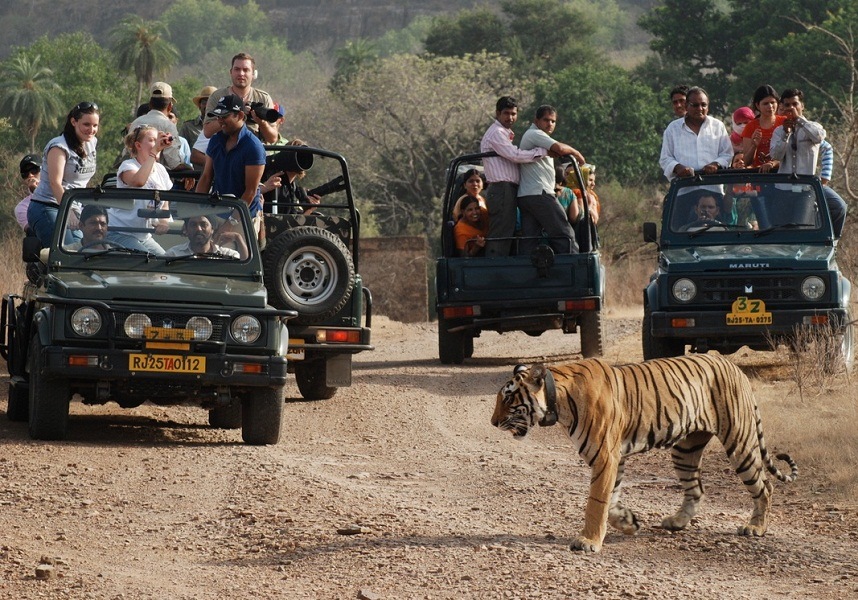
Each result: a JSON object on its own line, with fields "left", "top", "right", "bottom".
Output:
{"left": 491, "top": 354, "right": 797, "bottom": 553}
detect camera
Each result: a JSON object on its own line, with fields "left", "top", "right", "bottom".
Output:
{"left": 248, "top": 102, "right": 281, "bottom": 123}
{"left": 308, "top": 175, "right": 346, "bottom": 197}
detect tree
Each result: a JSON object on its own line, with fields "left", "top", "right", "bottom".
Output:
{"left": 0, "top": 54, "right": 63, "bottom": 151}
{"left": 534, "top": 63, "right": 663, "bottom": 185}
{"left": 110, "top": 15, "right": 179, "bottom": 116}
{"left": 423, "top": 0, "right": 596, "bottom": 76}
{"left": 330, "top": 39, "right": 380, "bottom": 93}
{"left": 295, "top": 52, "right": 523, "bottom": 237}
{"left": 162, "top": 0, "right": 272, "bottom": 66}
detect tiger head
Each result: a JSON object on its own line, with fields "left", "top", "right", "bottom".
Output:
{"left": 491, "top": 363, "right": 557, "bottom": 438}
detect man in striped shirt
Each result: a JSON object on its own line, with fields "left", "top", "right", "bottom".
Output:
{"left": 480, "top": 96, "right": 549, "bottom": 257}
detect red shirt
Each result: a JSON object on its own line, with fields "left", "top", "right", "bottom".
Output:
{"left": 742, "top": 115, "right": 786, "bottom": 166}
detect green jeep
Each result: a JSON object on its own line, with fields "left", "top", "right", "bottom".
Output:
{"left": 434, "top": 152, "right": 605, "bottom": 364}
{"left": 642, "top": 171, "right": 854, "bottom": 371}
{"left": 258, "top": 145, "right": 373, "bottom": 399}
{"left": 1, "top": 188, "right": 295, "bottom": 444}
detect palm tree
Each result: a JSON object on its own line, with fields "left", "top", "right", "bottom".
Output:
{"left": 0, "top": 54, "right": 64, "bottom": 151}
{"left": 110, "top": 16, "right": 179, "bottom": 116}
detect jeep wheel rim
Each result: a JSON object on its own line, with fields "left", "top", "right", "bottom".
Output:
{"left": 282, "top": 248, "right": 338, "bottom": 306}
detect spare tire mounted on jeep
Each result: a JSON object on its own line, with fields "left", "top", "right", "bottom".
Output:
{"left": 263, "top": 226, "right": 356, "bottom": 325}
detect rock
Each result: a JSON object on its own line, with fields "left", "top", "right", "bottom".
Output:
{"left": 358, "top": 589, "right": 381, "bottom": 600}
{"left": 35, "top": 564, "right": 56, "bottom": 579}
{"left": 337, "top": 524, "right": 369, "bottom": 535}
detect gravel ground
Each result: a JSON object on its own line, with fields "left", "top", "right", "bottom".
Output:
{"left": 1, "top": 308, "right": 856, "bottom": 599}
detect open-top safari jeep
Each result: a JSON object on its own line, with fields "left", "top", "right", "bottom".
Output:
{"left": 259, "top": 144, "right": 373, "bottom": 399}
{"left": 1, "top": 188, "right": 295, "bottom": 444}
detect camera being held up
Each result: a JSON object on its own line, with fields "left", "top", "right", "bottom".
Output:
{"left": 248, "top": 101, "right": 282, "bottom": 124}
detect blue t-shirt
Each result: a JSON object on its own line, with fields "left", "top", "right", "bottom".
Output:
{"left": 206, "top": 125, "right": 265, "bottom": 215}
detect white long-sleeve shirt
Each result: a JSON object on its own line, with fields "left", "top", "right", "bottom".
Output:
{"left": 770, "top": 117, "right": 826, "bottom": 176}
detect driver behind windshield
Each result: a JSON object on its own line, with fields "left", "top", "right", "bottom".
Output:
{"left": 164, "top": 214, "right": 248, "bottom": 259}
{"left": 679, "top": 194, "right": 722, "bottom": 231}
{"left": 66, "top": 204, "right": 109, "bottom": 252}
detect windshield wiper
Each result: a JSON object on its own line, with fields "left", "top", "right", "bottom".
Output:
{"left": 686, "top": 222, "right": 748, "bottom": 238}
{"left": 83, "top": 247, "right": 153, "bottom": 260}
{"left": 753, "top": 223, "right": 808, "bottom": 238}
{"left": 164, "top": 252, "right": 239, "bottom": 265}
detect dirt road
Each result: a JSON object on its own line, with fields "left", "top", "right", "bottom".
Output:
{"left": 1, "top": 310, "right": 856, "bottom": 599}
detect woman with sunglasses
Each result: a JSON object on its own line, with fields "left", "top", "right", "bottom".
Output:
{"left": 27, "top": 101, "right": 100, "bottom": 246}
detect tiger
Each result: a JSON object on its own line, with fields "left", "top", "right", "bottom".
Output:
{"left": 491, "top": 354, "right": 798, "bottom": 554}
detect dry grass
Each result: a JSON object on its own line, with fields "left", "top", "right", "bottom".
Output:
{"left": 0, "top": 231, "right": 25, "bottom": 298}
{"left": 611, "top": 253, "right": 858, "bottom": 498}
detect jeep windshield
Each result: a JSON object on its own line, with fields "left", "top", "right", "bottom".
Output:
{"left": 56, "top": 188, "right": 254, "bottom": 264}
{"left": 667, "top": 174, "right": 826, "bottom": 236}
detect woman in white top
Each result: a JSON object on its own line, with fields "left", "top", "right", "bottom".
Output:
{"left": 27, "top": 101, "right": 100, "bottom": 246}
{"left": 107, "top": 125, "right": 174, "bottom": 254}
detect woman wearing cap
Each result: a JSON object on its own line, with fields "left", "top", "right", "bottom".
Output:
{"left": 14, "top": 154, "right": 40, "bottom": 231}
{"left": 729, "top": 106, "right": 755, "bottom": 165}
{"left": 106, "top": 125, "right": 174, "bottom": 254}
{"left": 741, "top": 85, "right": 786, "bottom": 172}
{"left": 27, "top": 101, "right": 100, "bottom": 246}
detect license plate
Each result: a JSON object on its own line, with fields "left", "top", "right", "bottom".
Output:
{"left": 129, "top": 354, "right": 206, "bottom": 373}
{"left": 726, "top": 297, "right": 772, "bottom": 326}
{"left": 287, "top": 338, "right": 305, "bottom": 361}
{"left": 145, "top": 327, "right": 194, "bottom": 341}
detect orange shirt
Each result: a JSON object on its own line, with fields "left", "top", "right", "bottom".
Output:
{"left": 454, "top": 207, "right": 489, "bottom": 253}
{"left": 741, "top": 115, "right": 786, "bottom": 166}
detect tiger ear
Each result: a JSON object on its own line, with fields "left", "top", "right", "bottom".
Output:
{"left": 513, "top": 364, "right": 528, "bottom": 376}
{"left": 529, "top": 363, "right": 547, "bottom": 383}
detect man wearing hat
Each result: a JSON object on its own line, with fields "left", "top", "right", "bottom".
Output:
{"left": 181, "top": 85, "right": 217, "bottom": 151}
{"left": 128, "top": 81, "right": 189, "bottom": 171}
{"left": 196, "top": 93, "right": 266, "bottom": 236}
{"left": 202, "top": 53, "right": 279, "bottom": 144}
{"left": 14, "top": 154, "right": 41, "bottom": 231}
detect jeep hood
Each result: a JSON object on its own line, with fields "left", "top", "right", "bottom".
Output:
{"left": 46, "top": 271, "right": 268, "bottom": 308}
{"left": 661, "top": 244, "right": 834, "bottom": 271}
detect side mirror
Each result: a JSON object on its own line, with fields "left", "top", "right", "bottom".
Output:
{"left": 22, "top": 235, "right": 42, "bottom": 263}
{"left": 643, "top": 222, "right": 658, "bottom": 244}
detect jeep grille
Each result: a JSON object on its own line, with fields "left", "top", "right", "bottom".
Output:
{"left": 695, "top": 276, "right": 798, "bottom": 303}
{"left": 113, "top": 311, "right": 227, "bottom": 342}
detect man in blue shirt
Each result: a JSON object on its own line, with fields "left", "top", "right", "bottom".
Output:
{"left": 196, "top": 94, "right": 266, "bottom": 227}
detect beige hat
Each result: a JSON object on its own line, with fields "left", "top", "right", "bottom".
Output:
{"left": 193, "top": 85, "right": 217, "bottom": 105}
{"left": 150, "top": 81, "right": 173, "bottom": 100}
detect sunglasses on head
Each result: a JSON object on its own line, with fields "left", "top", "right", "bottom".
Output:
{"left": 72, "top": 101, "right": 99, "bottom": 116}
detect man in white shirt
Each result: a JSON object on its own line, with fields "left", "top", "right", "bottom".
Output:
{"left": 479, "top": 96, "right": 549, "bottom": 257}
{"left": 659, "top": 86, "right": 733, "bottom": 228}
{"left": 517, "top": 105, "right": 586, "bottom": 255}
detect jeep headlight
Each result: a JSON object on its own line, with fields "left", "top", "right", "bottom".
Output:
{"left": 71, "top": 307, "right": 102, "bottom": 336}
{"left": 800, "top": 276, "right": 825, "bottom": 301}
{"left": 124, "top": 313, "right": 152, "bottom": 338}
{"left": 186, "top": 316, "right": 213, "bottom": 341}
{"left": 672, "top": 278, "right": 697, "bottom": 303}
{"left": 231, "top": 315, "right": 261, "bottom": 344}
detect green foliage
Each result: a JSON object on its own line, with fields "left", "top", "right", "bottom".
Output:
{"left": 423, "top": 0, "right": 598, "bottom": 75}
{"left": 331, "top": 40, "right": 380, "bottom": 92}
{"left": 162, "top": 0, "right": 272, "bottom": 65}
{"left": 374, "top": 15, "right": 434, "bottom": 57}
{"left": 0, "top": 55, "right": 64, "bottom": 151}
{"left": 294, "top": 52, "right": 523, "bottom": 237}
{"left": 424, "top": 8, "right": 506, "bottom": 58}
{"left": 8, "top": 32, "right": 135, "bottom": 173}
{"left": 534, "top": 63, "right": 663, "bottom": 185}
{"left": 110, "top": 15, "right": 179, "bottom": 113}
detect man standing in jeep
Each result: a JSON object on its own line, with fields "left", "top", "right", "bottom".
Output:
{"left": 770, "top": 88, "right": 847, "bottom": 238}
{"left": 202, "top": 53, "right": 279, "bottom": 144}
{"left": 480, "top": 96, "right": 549, "bottom": 257}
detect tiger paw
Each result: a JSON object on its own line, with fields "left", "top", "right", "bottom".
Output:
{"left": 737, "top": 523, "right": 767, "bottom": 537}
{"left": 570, "top": 536, "right": 602, "bottom": 553}
{"left": 660, "top": 513, "right": 692, "bottom": 531}
{"left": 608, "top": 508, "right": 640, "bottom": 535}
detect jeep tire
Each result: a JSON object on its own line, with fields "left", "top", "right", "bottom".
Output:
{"left": 241, "top": 386, "right": 284, "bottom": 445}
{"left": 263, "top": 227, "right": 355, "bottom": 325}
{"left": 28, "top": 335, "right": 70, "bottom": 440}
{"left": 579, "top": 310, "right": 605, "bottom": 358}
{"left": 295, "top": 360, "right": 338, "bottom": 400}
{"left": 438, "top": 319, "right": 465, "bottom": 364}
{"left": 642, "top": 305, "right": 685, "bottom": 360}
